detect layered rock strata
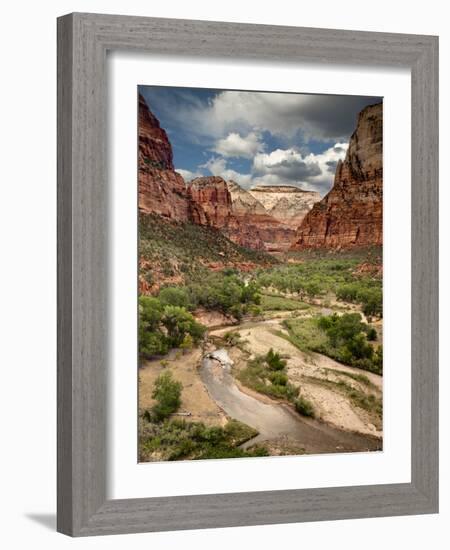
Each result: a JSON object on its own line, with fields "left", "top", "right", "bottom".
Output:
{"left": 291, "top": 102, "right": 383, "bottom": 249}
{"left": 249, "top": 185, "right": 320, "bottom": 230}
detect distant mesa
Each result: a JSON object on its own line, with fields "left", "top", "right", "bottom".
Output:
{"left": 249, "top": 185, "right": 321, "bottom": 231}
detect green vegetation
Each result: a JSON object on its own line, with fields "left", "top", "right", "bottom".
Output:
{"left": 158, "top": 286, "right": 193, "bottom": 309}
{"left": 139, "top": 295, "right": 206, "bottom": 358}
{"left": 223, "top": 331, "right": 246, "bottom": 349}
{"left": 255, "top": 257, "right": 382, "bottom": 317}
{"left": 302, "top": 375, "right": 382, "bottom": 417}
{"left": 283, "top": 313, "right": 383, "bottom": 374}
{"left": 150, "top": 371, "right": 182, "bottom": 421}
{"left": 185, "top": 273, "right": 261, "bottom": 320}
{"left": 139, "top": 417, "right": 268, "bottom": 461}
{"left": 237, "top": 349, "right": 314, "bottom": 417}
{"left": 139, "top": 213, "right": 276, "bottom": 287}
{"left": 336, "top": 284, "right": 382, "bottom": 317}
{"left": 143, "top": 158, "right": 169, "bottom": 170}
{"left": 260, "top": 293, "right": 310, "bottom": 312}
{"left": 294, "top": 396, "right": 315, "bottom": 417}
{"left": 323, "top": 368, "right": 377, "bottom": 390}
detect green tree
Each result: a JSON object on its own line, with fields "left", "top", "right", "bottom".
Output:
{"left": 139, "top": 296, "right": 168, "bottom": 357}
{"left": 140, "top": 330, "right": 168, "bottom": 357}
{"left": 139, "top": 296, "right": 163, "bottom": 330}
{"left": 159, "top": 286, "right": 192, "bottom": 309}
{"left": 162, "top": 305, "right": 205, "bottom": 347}
{"left": 151, "top": 371, "right": 182, "bottom": 421}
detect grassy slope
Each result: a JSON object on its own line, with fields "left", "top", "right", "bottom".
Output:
{"left": 139, "top": 212, "right": 277, "bottom": 289}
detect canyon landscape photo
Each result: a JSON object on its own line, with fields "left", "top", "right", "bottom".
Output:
{"left": 138, "top": 86, "right": 383, "bottom": 461}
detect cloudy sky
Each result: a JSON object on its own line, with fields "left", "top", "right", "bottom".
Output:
{"left": 139, "top": 86, "right": 381, "bottom": 196}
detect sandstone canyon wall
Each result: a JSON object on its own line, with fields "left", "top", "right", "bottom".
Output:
{"left": 139, "top": 93, "right": 190, "bottom": 220}
{"left": 138, "top": 93, "right": 320, "bottom": 252}
{"left": 227, "top": 181, "right": 296, "bottom": 251}
{"left": 291, "top": 102, "right": 383, "bottom": 249}
{"left": 249, "top": 185, "right": 320, "bottom": 230}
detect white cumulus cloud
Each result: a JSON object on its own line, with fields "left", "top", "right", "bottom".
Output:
{"left": 201, "top": 157, "right": 254, "bottom": 188}
{"left": 175, "top": 168, "right": 204, "bottom": 182}
{"left": 185, "top": 142, "right": 348, "bottom": 194}
{"left": 253, "top": 148, "right": 321, "bottom": 180}
{"left": 213, "top": 131, "right": 264, "bottom": 158}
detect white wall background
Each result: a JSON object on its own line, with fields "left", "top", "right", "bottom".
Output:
{"left": 0, "top": 1, "right": 447, "bottom": 548}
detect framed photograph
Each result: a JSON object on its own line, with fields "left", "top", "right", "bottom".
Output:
{"left": 57, "top": 13, "right": 438, "bottom": 536}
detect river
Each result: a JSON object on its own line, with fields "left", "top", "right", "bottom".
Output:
{"left": 200, "top": 349, "right": 381, "bottom": 455}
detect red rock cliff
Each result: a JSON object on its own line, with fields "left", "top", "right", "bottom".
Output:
{"left": 186, "top": 177, "right": 265, "bottom": 250}
{"left": 291, "top": 103, "right": 383, "bottom": 249}
{"left": 227, "top": 181, "right": 296, "bottom": 251}
{"left": 138, "top": 94, "right": 318, "bottom": 252}
{"left": 138, "top": 94, "right": 190, "bottom": 220}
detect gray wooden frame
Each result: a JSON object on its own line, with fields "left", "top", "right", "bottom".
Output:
{"left": 57, "top": 12, "right": 439, "bottom": 537}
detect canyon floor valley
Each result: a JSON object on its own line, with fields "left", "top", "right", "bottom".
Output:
{"left": 137, "top": 88, "right": 383, "bottom": 461}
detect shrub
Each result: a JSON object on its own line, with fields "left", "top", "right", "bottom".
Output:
{"left": 294, "top": 396, "right": 315, "bottom": 417}
{"left": 269, "top": 372, "right": 288, "bottom": 386}
{"left": 151, "top": 371, "right": 182, "bottom": 421}
{"left": 179, "top": 333, "right": 194, "bottom": 352}
{"left": 265, "top": 348, "right": 287, "bottom": 371}
{"left": 223, "top": 331, "right": 242, "bottom": 346}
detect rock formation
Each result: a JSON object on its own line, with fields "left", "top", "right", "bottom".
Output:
{"left": 249, "top": 185, "right": 321, "bottom": 229}
{"left": 138, "top": 94, "right": 320, "bottom": 252}
{"left": 291, "top": 102, "right": 383, "bottom": 249}
{"left": 138, "top": 93, "right": 190, "bottom": 220}
{"left": 187, "top": 177, "right": 265, "bottom": 249}
{"left": 227, "top": 181, "right": 296, "bottom": 251}
{"left": 188, "top": 176, "right": 235, "bottom": 228}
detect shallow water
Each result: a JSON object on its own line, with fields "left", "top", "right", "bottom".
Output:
{"left": 200, "top": 349, "right": 381, "bottom": 454}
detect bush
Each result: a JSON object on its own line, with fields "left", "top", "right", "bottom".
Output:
{"left": 269, "top": 371, "right": 288, "bottom": 386}
{"left": 265, "top": 348, "right": 287, "bottom": 371}
{"left": 151, "top": 371, "right": 182, "bottom": 421}
{"left": 179, "top": 333, "right": 194, "bottom": 352}
{"left": 223, "top": 331, "right": 243, "bottom": 347}
{"left": 294, "top": 396, "right": 315, "bottom": 417}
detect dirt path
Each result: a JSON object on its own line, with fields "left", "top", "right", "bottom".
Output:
{"left": 201, "top": 350, "right": 380, "bottom": 454}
